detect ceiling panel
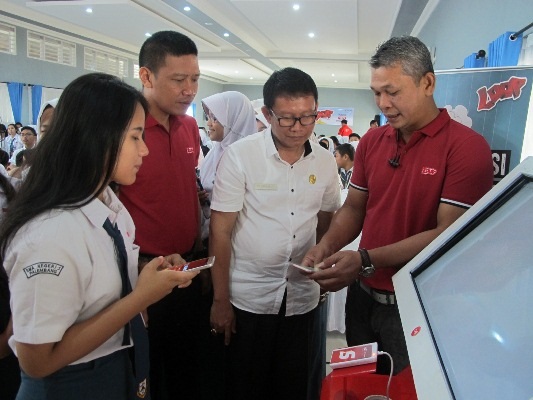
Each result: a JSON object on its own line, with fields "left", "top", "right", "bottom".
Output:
{"left": 1, "top": 0, "right": 433, "bottom": 87}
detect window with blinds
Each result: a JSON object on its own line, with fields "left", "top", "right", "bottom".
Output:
{"left": 0, "top": 22, "right": 16, "bottom": 55}
{"left": 27, "top": 31, "right": 76, "bottom": 66}
{"left": 84, "top": 47, "right": 129, "bottom": 78}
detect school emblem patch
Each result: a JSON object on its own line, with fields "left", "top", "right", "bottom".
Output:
{"left": 23, "top": 263, "right": 64, "bottom": 279}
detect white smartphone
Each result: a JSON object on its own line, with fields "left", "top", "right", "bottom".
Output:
{"left": 291, "top": 263, "right": 318, "bottom": 273}
{"left": 171, "top": 256, "right": 215, "bottom": 272}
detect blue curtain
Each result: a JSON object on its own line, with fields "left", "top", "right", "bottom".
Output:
{"left": 7, "top": 82, "right": 24, "bottom": 123}
{"left": 488, "top": 32, "right": 523, "bottom": 67}
{"left": 31, "top": 85, "right": 43, "bottom": 125}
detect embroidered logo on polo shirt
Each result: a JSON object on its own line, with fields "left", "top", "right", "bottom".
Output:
{"left": 23, "top": 262, "right": 64, "bottom": 279}
{"left": 309, "top": 175, "right": 317, "bottom": 184}
{"left": 421, "top": 167, "right": 437, "bottom": 175}
{"left": 187, "top": 147, "right": 194, "bottom": 154}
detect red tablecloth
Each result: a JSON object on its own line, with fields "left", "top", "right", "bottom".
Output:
{"left": 321, "top": 364, "right": 417, "bottom": 400}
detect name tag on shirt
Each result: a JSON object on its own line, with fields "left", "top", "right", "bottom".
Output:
{"left": 254, "top": 183, "right": 278, "bottom": 191}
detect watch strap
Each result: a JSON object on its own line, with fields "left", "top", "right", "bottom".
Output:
{"left": 358, "top": 248, "right": 372, "bottom": 269}
{"left": 358, "top": 248, "right": 375, "bottom": 277}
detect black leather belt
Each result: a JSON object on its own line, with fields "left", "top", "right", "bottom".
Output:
{"left": 358, "top": 280, "right": 396, "bottom": 305}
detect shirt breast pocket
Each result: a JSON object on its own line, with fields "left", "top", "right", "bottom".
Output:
{"left": 304, "top": 186, "right": 325, "bottom": 212}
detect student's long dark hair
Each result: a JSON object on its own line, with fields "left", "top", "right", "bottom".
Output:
{"left": 0, "top": 73, "right": 148, "bottom": 259}
{"left": 0, "top": 174, "right": 15, "bottom": 204}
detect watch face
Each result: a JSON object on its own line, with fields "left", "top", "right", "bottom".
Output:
{"left": 360, "top": 265, "right": 375, "bottom": 278}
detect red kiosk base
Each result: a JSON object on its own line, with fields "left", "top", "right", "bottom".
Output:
{"left": 320, "top": 364, "right": 418, "bottom": 400}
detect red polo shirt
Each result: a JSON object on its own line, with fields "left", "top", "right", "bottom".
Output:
{"left": 120, "top": 113, "right": 200, "bottom": 256}
{"left": 350, "top": 109, "right": 493, "bottom": 291}
{"left": 338, "top": 125, "right": 353, "bottom": 137}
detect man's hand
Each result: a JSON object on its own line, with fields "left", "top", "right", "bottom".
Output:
{"left": 301, "top": 242, "right": 334, "bottom": 270}
{"left": 210, "top": 299, "right": 236, "bottom": 346}
{"left": 308, "top": 250, "right": 362, "bottom": 292}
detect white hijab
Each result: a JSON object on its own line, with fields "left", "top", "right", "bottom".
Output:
{"left": 319, "top": 137, "right": 335, "bottom": 154}
{"left": 200, "top": 91, "right": 256, "bottom": 193}
{"left": 36, "top": 98, "right": 59, "bottom": 141}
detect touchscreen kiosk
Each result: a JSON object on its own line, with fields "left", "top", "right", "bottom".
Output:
{"left": 393, "top": 156, "right": 533, "bottom": 400}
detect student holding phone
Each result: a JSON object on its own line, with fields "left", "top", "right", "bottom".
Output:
{"left": 0, "top": 73, "right": 199, "bottom": 400}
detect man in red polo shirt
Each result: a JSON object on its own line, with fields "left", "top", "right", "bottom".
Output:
{"left": 338, "top": 119, "right": 353, "bottom": 137}
{"left": 303, "top": 36, "right": 493, "bottom": 375}
{"left": 119, "top": 31, "right": 215, "bottom": 399}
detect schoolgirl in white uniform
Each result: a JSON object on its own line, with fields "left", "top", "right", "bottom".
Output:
{"left": 0, "top": 73, "right": 199, "bottom": 400}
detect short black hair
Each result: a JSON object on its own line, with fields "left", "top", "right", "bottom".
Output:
{"left": 263, "top": 67, "right": 318, "bottom": 110}
{"left": 21, "top": 126, "right": 37, "bottom": 136}
{"left": 139, "top": 31, "right": 198, "bottom": 74}
{"left": 0, "top": 149, "right": 9, "bottom": 167}
{"left": 349, "top": 133, "right": 361, "bottom": 140}
{"left": 335, "top": 143, "right": 354, "bottom": 161}
{"left": 15, "top": 149, "right": 25, "bottom": 167}
{"left": 341, "top": 119, "right": 348, "bottom": 124}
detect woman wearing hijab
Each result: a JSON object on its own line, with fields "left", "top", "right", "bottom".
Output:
{"left": 36, "top": 98, "right": 59, "bottom": 141}
{"left": 199, "top": 91, "right": 256, "bottom": 239}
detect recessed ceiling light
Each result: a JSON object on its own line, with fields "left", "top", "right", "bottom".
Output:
{"left": 145, "top": 32, "right": 152, "bottom": 37}
{"left": 85, "top": 7, "right": 92, "bottom": 13}
{"left": 224, "top": 33, "right": 230, "bottom": 37}
{"left": 249, "top": 77, "right": 254, "bottom": 80}
{"left": 184, "top": 6, "right": 191, "bottom": 11}
{"left": 235, "top": 70, "right": 239, "bottom": 73}
{"left": 308, "top": 32, "right": 315, "bottom": 38}
{"left": 331, "top": 73, "right": 335, "bottom": 77}
{"left": 204, "top": 22, "right": 213, "bottom": 26}
{"left": 334, "top": 80, "right": 338, "bottom": 83}
{"left": 293, "top": 4, "right": 300, "bottom": 11}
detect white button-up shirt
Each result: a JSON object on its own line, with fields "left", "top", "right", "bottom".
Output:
{"left": 211, "top": 130, "right": 340, "bottom": 316}
{"left": 6, "top": 187, "right": 139, "bottom": 364}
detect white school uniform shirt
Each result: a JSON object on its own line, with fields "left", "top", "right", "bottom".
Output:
{"left": 211, "top": 129, "right": 341, "bottom": 316}
{"left": 3, "top": 134, "right": 23, "bottom": 156}
{"left": 6, "top": 187, "right": 139, "bottom": 364}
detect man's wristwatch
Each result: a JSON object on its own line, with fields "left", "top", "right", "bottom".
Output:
{"left": 358, "top": 248, "right": 376, "bottom": 278}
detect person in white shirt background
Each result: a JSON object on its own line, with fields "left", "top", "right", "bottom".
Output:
{"left": 198, "top": 91, "right": 256, "bottom": 240}
{"left": 334, "top": 143, "right": 355, "bottom": 190}
{"left": 9, "top": 126, "right": 37, "bottom": 166}
{"left": 2, "top": 124, "right": 22, "bottom": 159}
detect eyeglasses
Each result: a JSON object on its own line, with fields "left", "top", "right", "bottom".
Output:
{"left": 269, "top": 109, "right": 317, "bottom": 127}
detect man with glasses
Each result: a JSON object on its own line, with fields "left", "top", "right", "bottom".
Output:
{"left": 209, "top": 67, "right": 340, "bottom": 400}
{"left": 9, "top": 126, "right": 37, "bottom": 166}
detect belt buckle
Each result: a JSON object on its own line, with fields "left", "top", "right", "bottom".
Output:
{"left": 373, "top": 290, "right": 395, "bottom": 305}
